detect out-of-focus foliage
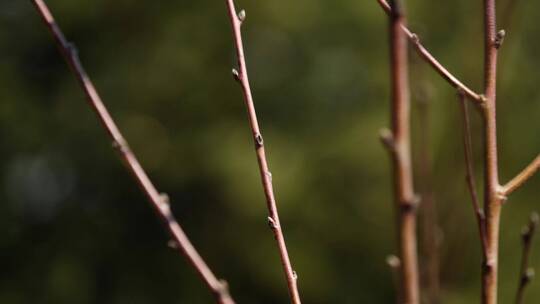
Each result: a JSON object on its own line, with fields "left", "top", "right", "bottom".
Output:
{"left": 0, "top": 0, "right": 539, "bottom": 303}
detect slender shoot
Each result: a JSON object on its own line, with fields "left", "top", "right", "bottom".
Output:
{"left": 224, "top": 1, "right": 301, "bottom": 303}
{"left": 458, "top": 91, "right": 488, "bottom": 258}
{"left": 31, "top": 1, "right": 235, "bottom": 303}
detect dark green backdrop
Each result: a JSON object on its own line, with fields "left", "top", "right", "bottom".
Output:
{"left": 1, "top": 0, "right": 539, "bottom": 303}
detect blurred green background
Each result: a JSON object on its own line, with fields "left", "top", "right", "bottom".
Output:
{"left": 1, "top": 0, "right": 539, "bottom": 303}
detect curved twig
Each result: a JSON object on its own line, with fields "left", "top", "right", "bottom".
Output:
{"left": 376, "top": 0, "right": 482, "bottom": 103}
{"left": 224, "top": 1, "right": 301, "bottom": 303}
{"left": 31, "top": 1, "right": 235, "bottom": 303}
{"left": 501, "top": 154, "right": 540, "bottom": 196}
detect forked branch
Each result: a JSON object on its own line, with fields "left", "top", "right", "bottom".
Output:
{"left": 224, "top": 1, "right": 301, "bottom": 303}
{"left": 376, "top": 0, "right": 482, "bottom": 103}
{"left": 515, "top": 212, "right": 539, "bottom": 304}
{"left": 501, "top": 154, "right": 540, "bottom": 196}
{"left": 31, "top": 1, "right": 234, "bottom": 303}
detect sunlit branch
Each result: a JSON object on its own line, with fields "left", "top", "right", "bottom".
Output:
{"left": 501, "top": 154, "right": 540, "bottom": 196}
{"left": 224, "top": 1, "right": 301, "bottom": 303}
{"left": 376, "top": 0, "right": 482, "bottom": 103}
{"left": 31, "top": 1, "right": 235, "bottom": 303}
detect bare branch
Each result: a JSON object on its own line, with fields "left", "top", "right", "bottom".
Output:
{"left": 224, "top": 1, "right": 301, "bottom": 303}
{"left": 458, "top": 92, "right": 488, "bottom": 258}
{"left": 501, "top": 154, "right": 540, "bottom": 196}
{"left": 376, "top": 0, "right": 483, "bottom": 103}
{"left": 515, "top": 212, "right": 539, "bottom": 304}
{"left": 383, "top": 0, "right": 420, "bottom": 302}
{"left": 481, "top": 0, "right": 503, "bottom": 302}
{"left": 30, "top": 1, "right": 235, "bottom": 303}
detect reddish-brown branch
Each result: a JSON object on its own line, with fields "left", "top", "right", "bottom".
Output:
{"left": 515, "top": 212, "right": 539, "bottom": 304}
{"left": 481, "top": 0, "right": 503, "bottom": 303}
{"left": 31, "top": 1, "right": 235, "bottom": 303}
{"left": 501, "top": 154, "right": 540, "bottom": 196}
{"left": 381, "top": 1, "right": 420, "bottom": 303}
{"left": 458, "top": 92, "right": 488, "bottom": 258}
{"left": 376, "top": 0, "right": 482, "bottom": 103}
{"left": 224, "top": 1, "right": 301, "bottom": 303}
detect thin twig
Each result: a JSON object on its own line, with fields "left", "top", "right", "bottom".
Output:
{"left": 501, "top": 154, "right": 540, "bottom": 196}
{"left": 224, "top": 1, "right": 301, "bottom": 303}
{"left": 515, "top": 212, "right": 539, "bottom": 304}
{"left": 30, "top": 1, "right": 235, "bottom": 303}
{"left": 481, "top": 0, "right": 503, "bottom": 303}
{"left": 416, "top": 82, "right": 440, "bottom": 304}
{"left": 376, "top": 0, "right": 483, "bottom": 103}
{"left": 458, "top": 91, "right": 488, "bottom": 258}
{"left": 381, "top": 1, "right": 420, "bottom": 303}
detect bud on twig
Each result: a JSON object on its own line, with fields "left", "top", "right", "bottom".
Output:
{"left": 232, "top": 68, "right": 240, "bottom": 82}
{"left": 494, "top": 29, "right": 506, "bottom": 49}
{"left": 237, "top": 10, "right": 246, "bottom": 23}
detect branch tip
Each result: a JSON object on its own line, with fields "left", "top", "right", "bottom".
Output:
{"left": 531, "top": 212, "right": 540, "bottom": 225}
{"left": 237, "top": 10, "right": 246, "bottom": 23}
{"left": 524, "top": 268, "right": 535, "bottom": 281}
{"left": 112, "top": 139, "right": 130, "bottom": 154}
{"left": 386, "top": 255, "right": 401, "bottom": 269}
{"left": 410, "top": 33, "right": 420, "bottom": 44}
{"left": 379, "top": 128, "right": 395, "bottom": 150}
{"left": 231, "top": 68, "right": 240, "bottom": 81}
{"left": 267, "top": 217, "right": 278, "bottom": 229}
{"left": 521, "top": 226, "right": 530, "bottom": 238}
{"left": 254, "top": 133, "right": 264, "bottom": 148}
{"left": 160, "top": 192, "right": 170, "bottom": 205}
{"left": 215, "top": 279, "right": 231, "bottom": 297}
{"left": 478, "top": 209, "right": 486, "bottom": 221}
{"left": 494, "top": 29, "right": 506, "bottom": 49}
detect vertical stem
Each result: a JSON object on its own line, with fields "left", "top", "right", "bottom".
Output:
{"left": 386, "top": 1, "right": 420, "bottom": 303}
{"left": 482, "top": 0, "right": 502, "bottom": 303}
{"left": 224, "top": 1, "right": 301, "bottom": 303}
